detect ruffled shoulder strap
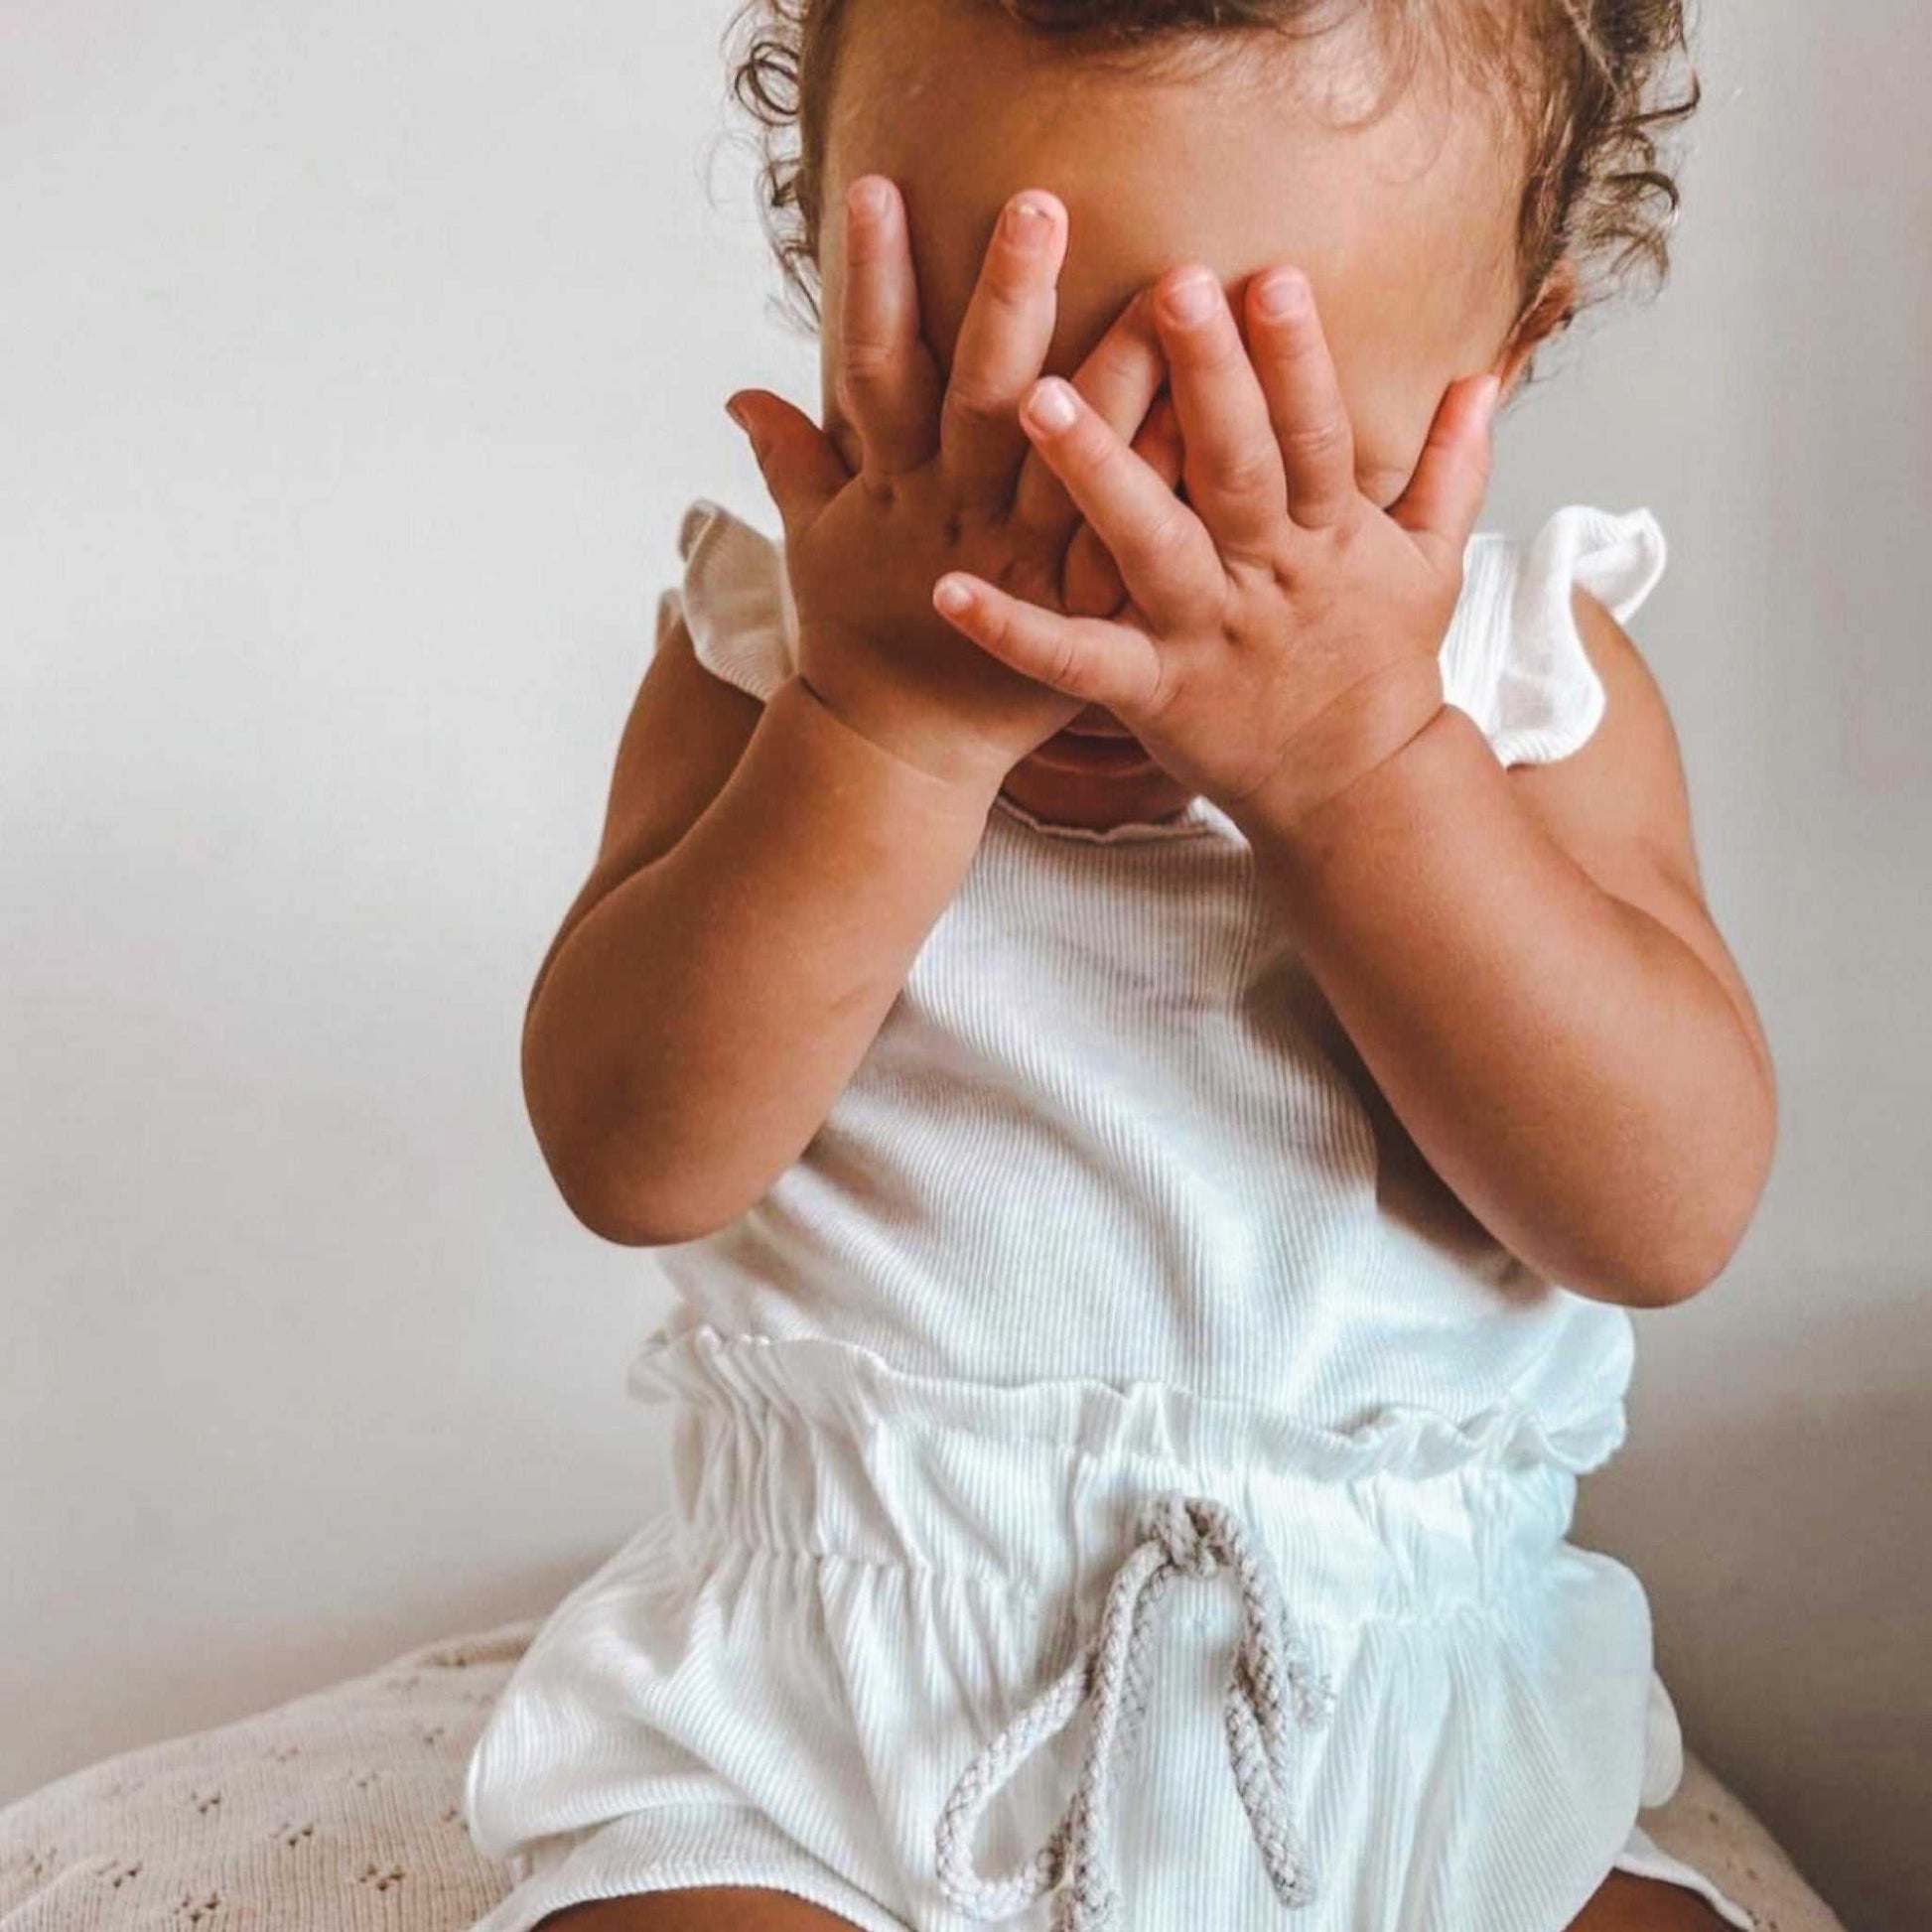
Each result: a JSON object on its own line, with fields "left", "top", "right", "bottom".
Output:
{"left": 655, "top": 497, "right": 797, "bottom": 703}
{"left": 1441, "top": 506, "right": 1667, "bottom": 767}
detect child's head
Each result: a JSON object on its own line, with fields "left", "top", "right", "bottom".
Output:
{"left": 727, "top": 0, "right": 1697, "bottom": 504}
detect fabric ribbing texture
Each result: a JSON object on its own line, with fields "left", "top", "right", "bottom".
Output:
{"left": 460, "top": 499, "right": 1755, "bottom": 1932}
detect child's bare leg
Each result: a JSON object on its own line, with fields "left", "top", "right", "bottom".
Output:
{"left": 534, "top": 1887, "right": 868, "bottom": 1931}
{"left": 1566, "top": 1870, "right": 1735, "bottom": 1930}
{"left": 535, "top": 1870, "right": 1730, "bottom": 1930}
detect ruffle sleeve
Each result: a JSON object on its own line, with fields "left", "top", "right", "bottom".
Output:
{"left": 655, "top": 497, "right": 797, "bottom": 704}
{"left": 1442, "top": 506, "right": 1668, "bottom": 767}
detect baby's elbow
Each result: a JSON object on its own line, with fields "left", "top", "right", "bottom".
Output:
{"left": 1573, "top": 1229, "right": 1729, "bottom": 1311}
{"left": 535, "top": 1126, "right": 746, "bottom": 1249}
{"left": 1629, "top": 1108, "right": 1778, "bottom": 1310}
{"left": 523, "top": 1052, "right": 746, "bottom": 1250}
{"left": 543, "top": 1151, "right": 717, "bottom": 1250}
{"left": 1626, "top": 1230, "right": 1740, "bottom": 1311}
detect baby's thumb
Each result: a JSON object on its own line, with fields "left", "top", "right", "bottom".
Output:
{"left": 725, "top": 389, "right": 847, "bottom": 547}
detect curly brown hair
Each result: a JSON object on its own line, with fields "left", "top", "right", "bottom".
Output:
{"left": 723, "top": 0, "right": 1700, "bottom": 345}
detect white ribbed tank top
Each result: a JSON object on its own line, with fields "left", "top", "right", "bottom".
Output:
{"left": 645, "top": 498, "right": 1669, "bottom": 1458}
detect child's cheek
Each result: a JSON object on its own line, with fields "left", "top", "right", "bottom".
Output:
{"left": 1346, "top": 384, "right": 1458, "bottom": 509}
{"left": 1357, "top": 460, "right": 1416, "bottom": 512}
{"left": 1314, "top": 317, "right": 1476, "bottom": 510}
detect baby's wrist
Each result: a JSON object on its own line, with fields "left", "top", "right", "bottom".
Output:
{"left": 1219, "top": 660, "right": 1451, "bottom": 852}
{"left": 784, "top": 671, "right": 1012, "bottom": 814}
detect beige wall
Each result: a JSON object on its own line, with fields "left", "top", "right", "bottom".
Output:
{"left": 3, "top": 3, "right": 1925, "bottom": 1925}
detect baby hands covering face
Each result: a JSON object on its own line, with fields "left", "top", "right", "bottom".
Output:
{"left": 727, "top": 180, "right": 1501, "bottom": 834}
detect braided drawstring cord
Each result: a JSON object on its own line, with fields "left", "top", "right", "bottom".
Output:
{"left": 933, "top": 1492, "right": 1336, "bottom": 1931}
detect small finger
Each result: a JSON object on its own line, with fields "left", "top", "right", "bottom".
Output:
{"left": 1135, "top": 390, "right": 1185, "bottom": 491}
{"left": 1389, "top": 371, "right": 1501, "bottom": 567}
{"left": 1154, "top": 264, "right": 1288, "bottom": 561}
{"left": 1246, "top": 267, "right": 1358, "bottom": 529}
{"left": 726, "top": 388, "right": 851, "bottom": 548}
{"left": 932, "top": 573, "right": 1164, "bottom": 720}
{"left": 940, "top": 190, "right": 1069, "bottom": 512}
{"left": 1011, "top": 286, "right": 1165, "bottom": 551}
{"left": 1062, "top": 391, "right": 1183, "bottom": 617}
{"left": 1018, "top": 375, "right": 1220, "bottom": 628}
{"left": 838, "top": 176, "right": 942, "bottom": 482}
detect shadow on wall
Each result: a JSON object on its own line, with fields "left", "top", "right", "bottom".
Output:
{"left": 1580, "top": 1285, "right": 1931, "bottom": 1931}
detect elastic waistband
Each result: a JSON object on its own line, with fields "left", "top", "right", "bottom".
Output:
{"left": 625, "top": 1323, "right": 1620, "bottom": 1625}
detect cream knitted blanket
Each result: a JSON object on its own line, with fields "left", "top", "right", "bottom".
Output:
{"left": 0, "top": 1618, "right": 1844, "bottom": 1931}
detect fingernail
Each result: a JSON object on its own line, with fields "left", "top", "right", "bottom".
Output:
{"left": 1474, "top": 372, "right": 1503, "bottom": 420}
{"left": 848, "top": 177, "right": 891, "bottom": 221}
{"left": 1004, "top": 195, "right": 1056, "bottom": 247}
{"left": 934, "top": 576, "right": 974, "bottom": 616}
{"left": 1025, "top": 378, "right": 1079, "bottom": 433}
{"left": 1254, "top": 268, "right": 1311, "bottom": 320}
{"left": 1162, "top": 268, "right": 1219, "bottom": 326}
{"left": 725, "top": 397, "right": 763, "bottom": 460}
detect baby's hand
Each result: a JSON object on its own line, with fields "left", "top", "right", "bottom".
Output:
{"left": 928, "top": 263, "right": 1503, "bottom": 829}
{"left": 726, "top": 179, "right": 1182, "bottom": 793}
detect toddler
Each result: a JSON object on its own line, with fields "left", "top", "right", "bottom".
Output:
{"left": 463, "top": 1, "right": 1778, "bottom": 1928}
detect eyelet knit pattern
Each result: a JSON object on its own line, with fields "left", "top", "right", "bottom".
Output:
{"left": 0, "top": 1625, "right": 531, "bottom": 1931}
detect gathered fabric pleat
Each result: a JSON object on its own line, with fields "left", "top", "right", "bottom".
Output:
{"left": 460, "top": 1326, "right": 1751, "bottom": 1932}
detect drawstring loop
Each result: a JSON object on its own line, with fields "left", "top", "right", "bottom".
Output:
{"left": 933, "top": 1491, "right": 1334, "bottom": 1930}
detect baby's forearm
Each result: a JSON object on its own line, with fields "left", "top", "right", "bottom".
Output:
{"left": 524, "top": 675, "right": 998, "bottom": 1246}
{"left": 1241, "top": 703, "right": 1776, "bottom": 1310}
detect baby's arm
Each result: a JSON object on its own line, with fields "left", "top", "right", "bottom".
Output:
{"left": 1250, "top": 599, "right": 1777, "bottom": 1311}
{"left": 524, "top": 183, "right": 1173, "bottom": 1247}
{"left": 522, "top": 627, "right": 998, "bottom": 1246}
{"left": 930, "top": 261, "right": 1776, "bottom": 1310}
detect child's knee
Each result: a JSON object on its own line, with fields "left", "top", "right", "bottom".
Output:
{"left": 1564, "top": 1869, "right": 1737, "bottom": 1931}
{"left": 533, "top": 1886, "right": 871, "bottom": 1932}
